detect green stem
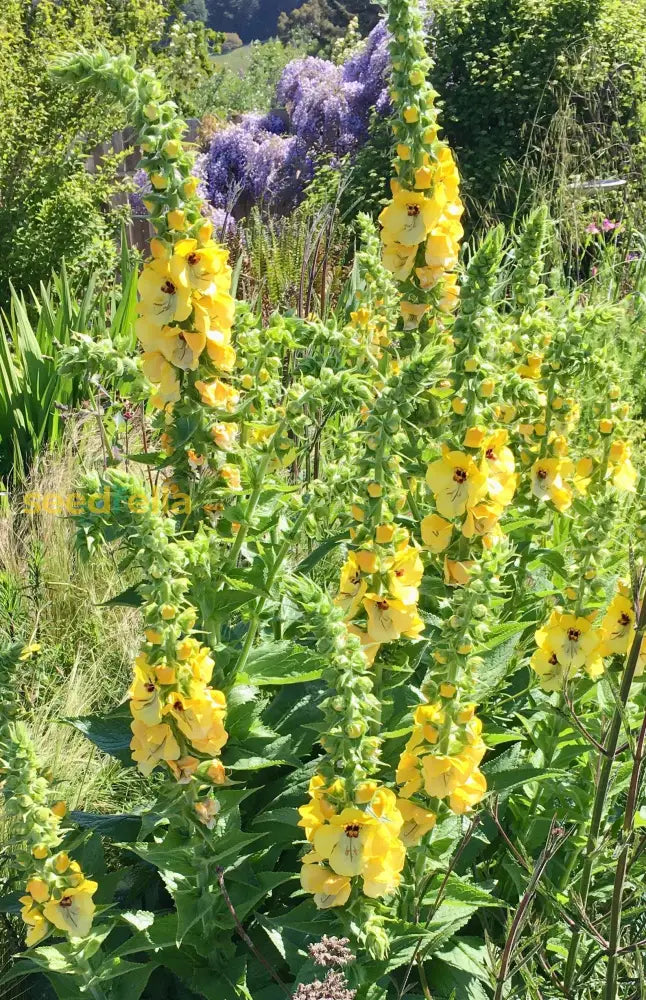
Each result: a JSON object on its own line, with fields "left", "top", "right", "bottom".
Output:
{"left": 604, "top": 702, "right": 646, "bottom": 1000}
{"left": 227, "top": 439, "right": 281, "bottom": 568}
{"left": 564, "top": 594, "right": 646, "bottom": 989}
{"left": 234, "top": 502, "right": 312, "bottom": 676}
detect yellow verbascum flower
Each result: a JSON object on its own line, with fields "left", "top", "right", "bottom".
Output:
{"left": 138, "top": 259, "right": 192, "bottom": 332}
{"left": 363, "top": 594, "right": 421, "bottom": 642}
{"left": 379, "top": 189, "right": 444, "bottom": 246}
{"left": 42, "top": 880, "right": 97, "bottom": 938}
{"left": 347, "top": 624, "right": 381, "bottom": 666}
{"left": 300, "top": 856, "right": 351, "bottom": 908}
{"left": 130, "top": 720, "right": 180, "bottom": 775}
{"left": 426, "top": 446, "right": 488, "bottom": 519}
{"left": 420, "top": 512, "right": 453, "bottom": 553}
{"left": 599, "top": 593, "right": 635, "bottom": 656}
{"left": 397, "top": 799, "right": 436, "bottom": 846}
{"left": 385, "top": 546, "right": 424, "bottom": 605}
{"left": 530, "top": 458, "right": 572, "bottom": 511}
{"left": 169, "top": 239, "right": 231, "bottom": 296}
{"left": 336, "top": 554, "right": 367, "bottom": 619}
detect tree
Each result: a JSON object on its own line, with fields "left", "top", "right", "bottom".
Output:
{"left": 183, "top": 0, "right": 208, "bottom": 22}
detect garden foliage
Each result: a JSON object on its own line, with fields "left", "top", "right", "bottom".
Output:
{"left": 1, "top": 0, "right": 646, "bottom": 999}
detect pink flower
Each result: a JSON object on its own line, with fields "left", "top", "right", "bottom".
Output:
{"left": 585, "top": 222, "right": 600, "bottom": 235}
{"left": 591, "top": 266, "right": 598, "bottom": 277}
{"left": 601, "top": 218, "right": 618, "bottom": 232}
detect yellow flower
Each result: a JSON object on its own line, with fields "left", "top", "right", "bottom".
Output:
{"left": 361, "top": 839, "right": 405, "bottom": 898}
{"left": 464, "top": 426, "right": 486, "bottom": 449}
{"left": 130, "top": 665, "right": 162, "bottom": 726}
{"left": 537, "top": 611, "right": 600, "bottom": 672}
{"left": 298, "top": 797, "right": 331, "bottom": 843}
{"left": 130, "top": 720, "right": 180, "bottom": 775}
{"left": 42, "top": 880, "right": 97, "bottom": 938}
{"left": 26, "top": 878, "right": 49, "bottom": 903}
{"left": 363, "top": 594, "right": 420, "bottom": 643}
{"left": 194, "top": 797, "right": 220, "bottom": 829}
{"left": 195, "top": 378, "right": 239, "bottom": 410}
{"left": 25, "top": 915, "right": 50, "bottom": 946}
{"left": 300, "top": 857, "right": 351, "bottom": 909}
{"left": 599, "top": 593, "right": 635, "bottom": 656}
{"left": 141, "top": 352, "right": 181, "bottom": 407}
{"left": 355, "top": 549, "right": 379, "bottom": 574}
{"left": 397, "top": 750, "right": 423, "bottom": 798}
{"left": 420, "top": 512, "right": 453, "bottom": 553}
{"left": 138, "top": 259, "right": 192, "bottom": 330}
{"left": 379, "top": 190, "right": 444, "bottom": 247}
{"left": 422, "top": 754, "right": 473, "bottom": 798}
{"left": 518, "top": 353, "right": 542, "bottom": 379}
{"left": 313, "top": 808, "right": 374, "bottom": 877}
{"left": 530, "top": 458, "right": 572, "bottom": 512}
{"left": 483, "top": 430, "right": 517, "bottom": 508}
{"left": 211, "top": 422, "right": 238, "bottom": 450}
{"left": 608, "top": 441, "right": 637, "bottom": 492}
{"left": 139, "top": 324, "right": 206, "bottom": 371}
{"left": 336, "top": 554, "right": 367, "bottom": 619}
{"left": 443, "top": 557, "right": 474, "bottom": 587}
{"left": 426, "top": 446, "right": 488, "bottom": 519}
{"left": 170, "top": 239, "right": 231, "bottom": 296}
{"left": 167, "top": 209, "right": 186, "bottom": 231}
{"left": 385, "top": 546, "right": 424, "bottom": 605}
{"left": 449, "top": 769, "right": 487, "bottom": 814}
{"left": 397, "top": 799, "right": 436, "bottom": 846}
{"left": 207, "top": 759, "right": 227, "bottom": 784}
{"left": 168, "top": 755, "right": 200, "bottom": 784}
{"left": 530, "top": 646, "right": 567, "bottom": 690}
{"left": 462, "top": 503, "right": 502, "bottom": 546}
{"left": 165, "top": 691, "right": 228, "bottom": 756}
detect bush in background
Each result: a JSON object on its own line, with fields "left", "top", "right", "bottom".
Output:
{"left": 431, "top": 0, "right": 646, "bottom": 222}
{"left": 0, "top": 0, "right": 218, "bottom": 306}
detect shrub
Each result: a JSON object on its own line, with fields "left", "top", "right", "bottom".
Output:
{"left": 431, "top": 0, "right": 646, "bottom": 218}
{"left": 0, "top": 0, "right": 218, "bottom": 306}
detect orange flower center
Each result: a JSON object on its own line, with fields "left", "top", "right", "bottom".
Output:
{"left": 567, "top": 628, "right": 581, "bottom": 642}
{"left": 344, "top": 823, "right": 361, "bottom": 838}
{"left": 161, "top": 280, "right": 176, "bottom": 295}
{"left": 60, "top": 897, "right": 73, "bottom": 909}
{"left": 619, "top": 613, "right": 631, "bottom": 626}
{"left": 453, "top": 468, "right": 467, "bottom": 484}
{"left": 407, "top": 204, "right": 420, "bottom": 217}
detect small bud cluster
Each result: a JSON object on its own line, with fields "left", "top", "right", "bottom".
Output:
{"left": 0, "top": 644, "right": 97, "bottom": 947}
{"left": 379, "top": 0, "right": 463, "bottom": 326}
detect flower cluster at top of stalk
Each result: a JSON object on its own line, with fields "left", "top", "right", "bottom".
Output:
{"left": 525, "top": 346, "right": 639, "bottom": 692}
{"left": 487, "top": 211, "right": 642, "bottom": 692}
{"left": 79, "top": 470, "right": 227, "bottom": 827}
{"left": 397, "top": 228, "right": 514, "bottom": 819}
{"left": 0, "top": 644, "right": 97, "bottom": 947}
{"left": 53, "top": 51, "right": 240, "bottom": 490}
{"left": 379, "top": 0, "right": 462, "bottom": 326}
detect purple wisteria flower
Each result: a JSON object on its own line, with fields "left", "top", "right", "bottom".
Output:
{"left": 196, "top": 20, "right": 392, "bottom": 219}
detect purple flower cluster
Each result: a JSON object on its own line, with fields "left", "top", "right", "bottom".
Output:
{"left": 197, "top": 113, "right": 313, "bottom": 218}
{"left": 196, "top": 21, "right": 392, "bottom": 219}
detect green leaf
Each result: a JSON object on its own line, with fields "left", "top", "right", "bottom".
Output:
{"left": 296, "top": 532, "right": 348, "bottom": 573}
{"left": 70, "top": 810, "right": 141, "bottom": 840}
{"left": 243, "top": 641, "right": 324, "bottom": 685}
{"left": 99, "top": 584, "right": 144, "bottom": 608}
{"left": 436, "top": 936, "right": 492, "bottom": 981}
{"left": 64, "top": 709, "right": 133, "bottom": 764}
